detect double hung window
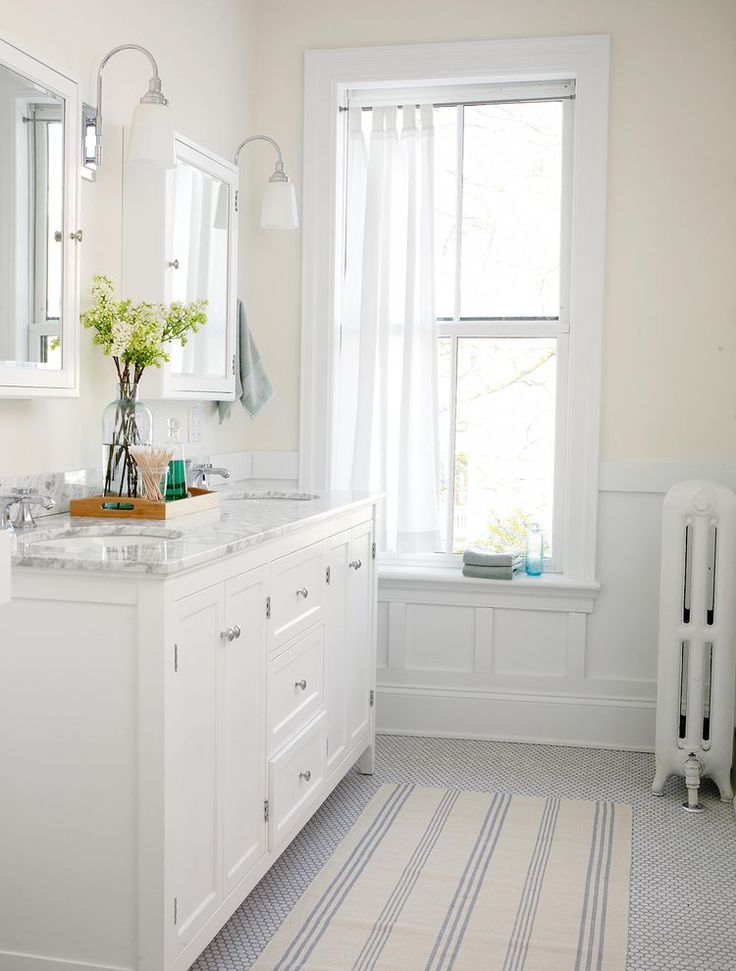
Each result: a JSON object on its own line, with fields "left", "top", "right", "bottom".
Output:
{"left": 342, "top": 81, "right": 573, "bottom": 567}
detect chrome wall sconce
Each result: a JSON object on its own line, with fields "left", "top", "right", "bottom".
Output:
{"left": 85, "top": 44, "right": 175, "bottom": 177}
{"left": 233, "top": 135, "right": 299, "bottom": 229}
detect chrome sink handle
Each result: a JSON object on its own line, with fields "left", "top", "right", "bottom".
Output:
{"left": 12, "top": 489, "right": 56, "bottom": 531}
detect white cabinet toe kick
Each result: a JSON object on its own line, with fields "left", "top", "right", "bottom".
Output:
{"left": 0, "top": 502, "right": 378, "bottom": 971}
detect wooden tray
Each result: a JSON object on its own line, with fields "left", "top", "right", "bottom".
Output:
{"left": 69, "top": 487, "right": 220, "bottom": 520}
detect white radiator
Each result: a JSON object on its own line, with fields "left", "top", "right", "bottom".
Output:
{"left": 653, "top": 480, "right": 736, "bottom": 812}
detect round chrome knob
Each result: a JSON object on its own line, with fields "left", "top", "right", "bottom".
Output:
{"left": 232, "top": 624, "right": 242, "bottom": 639}
{"left": 220, "top": 627, "right": 236, "bottom": 642}
{"left": 296, "top": 586, "right": 309, "bottom": 598}
{"left": 349, "top": 559, "right": 362, "bottom": 570}
{"left": 295, "top": 679, "right": 307, "bottom": 690}
{"left": 299, "top": 770, "right": 312, "bottom": 783}
{"left": 167, "top": 258, "right": 180, "bottom": 269}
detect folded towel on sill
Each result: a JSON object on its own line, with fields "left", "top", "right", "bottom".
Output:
{"left": 462, "top": 563, "right": 515, "bottom": 580}
{"left": 463, "top": 546, "right": 524, "bottom": 569}
{"left": 217, "top": 300, "right": 274, "bottom": 423}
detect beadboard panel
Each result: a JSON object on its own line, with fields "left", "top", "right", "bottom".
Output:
{"left": 376, "top": 487, "right": 665, "bottom": 751}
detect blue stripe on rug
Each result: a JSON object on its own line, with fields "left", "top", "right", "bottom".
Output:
{"left": 424, "top": 792, "right": 512, "bottom": 971}
{"left": 273, "top": 782, "right": 415, "bottom": 971}
{"left": 502, "top": 797, "right": 561, "bottom": 971}
{"left": 353, "top": 788, "right": 461, "bottom": 971}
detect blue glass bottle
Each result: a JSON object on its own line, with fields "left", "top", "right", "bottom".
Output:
{"left": 525, "top": 523, "right": 544, "bottom": 576}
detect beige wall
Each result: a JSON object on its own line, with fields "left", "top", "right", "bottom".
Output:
{"left": 248, "top": 0, "right": 736, "bottom": 462}
{"left": 1, "top": 1, "right": 735, "bottom": 475}
{"left": 0, "top": 0, "right": 262, "bottom": 475}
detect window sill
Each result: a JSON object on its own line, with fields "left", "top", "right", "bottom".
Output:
{"left": 377, "top": 563, "right": 600, "bottom": 612}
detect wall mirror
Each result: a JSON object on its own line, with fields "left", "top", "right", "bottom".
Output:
{"left": 0, "top": 36, "right": 80, "bottom": 397}
{"left": 123, "top": 134, "right": 237, "bottom": 400}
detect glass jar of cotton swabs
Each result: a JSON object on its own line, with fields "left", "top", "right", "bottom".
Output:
{"left": 129, "top": 445, "right": 174, "bottom": 503}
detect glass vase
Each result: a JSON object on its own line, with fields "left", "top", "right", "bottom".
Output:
{"left": 102, "top": 381, "right": 153, "bottom": 497}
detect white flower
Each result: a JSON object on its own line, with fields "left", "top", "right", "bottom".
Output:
{"left": 110, "top": 319, "right": 135, "bottom": 357}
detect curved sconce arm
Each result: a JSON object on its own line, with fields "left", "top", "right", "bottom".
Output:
{"left": 233, "top": 134, "right": 286, "bottom": 177}
{"left": 95, "top": 44, "right": 169, "bottom": 167}
{"left": 233, "top": 134, "right": 298, "bottom": 229}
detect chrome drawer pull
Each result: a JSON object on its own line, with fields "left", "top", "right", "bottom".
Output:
{"left": 220, "top": 627, "right": 236, "bottom": 642}
{"left": 299, "top": 770, "right": 312, "bottom": 783}
{"left": 296, "top": 586, "right": 309, "bottom": 598}
{"left": 232, "top": 625, "right": 242, "bottom": 639}
{"left": 295, "top": 679, "right": 307, "bottom": 690}
{"left": 348, "top": 559, "right": 362, "bottom": 570}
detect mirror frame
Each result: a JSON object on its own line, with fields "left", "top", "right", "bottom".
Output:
{"left": 0, "top": 35, "right": 80, "bottom": 398}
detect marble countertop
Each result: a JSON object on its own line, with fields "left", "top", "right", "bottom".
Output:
{"left": 10, "top": 482, "right": 377, "bottom": 576}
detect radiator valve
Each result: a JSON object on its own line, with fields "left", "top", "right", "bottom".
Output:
{"left": 683, "top": 755, "right": 705, "bottom": 814}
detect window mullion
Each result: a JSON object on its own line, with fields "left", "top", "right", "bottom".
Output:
{"left": 445, "top": 105, "right": 464, "bottom": 554}
{"left": 446, "top": 335, "right": 459, "bottom": 554}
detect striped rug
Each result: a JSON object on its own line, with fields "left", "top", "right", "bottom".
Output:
{"left": 252, "top": 784, "right": 632, "bottom": 971}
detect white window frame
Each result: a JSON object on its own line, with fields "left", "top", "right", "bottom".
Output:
{"left": 300, "top": 36, "right": 610, "bottom": 583}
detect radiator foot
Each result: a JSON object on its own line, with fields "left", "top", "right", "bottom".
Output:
{"left": 711, "top": 768, "right": 734, "bottom": 804}
{"left": 651, "top": 761, "right": 668, "bottom": 796}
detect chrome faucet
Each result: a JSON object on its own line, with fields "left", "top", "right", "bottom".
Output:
{"left": 0, "top": 496, "right": 19, "bottom": 533}
{"left": 1, "top": 489, "right": 56, "bottom": 531}
{"left": 186, "top": 462, "right": 230, "bottom": 489}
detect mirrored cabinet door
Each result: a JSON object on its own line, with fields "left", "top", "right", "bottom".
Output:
{"left": 165, "top": 146, "right": 231, "bottom": 384}
{"left": 123, "top": 134, "right": 237, "bottom": 400}
{"left": 0, "top": 37, "right": 80, "bottom": 397}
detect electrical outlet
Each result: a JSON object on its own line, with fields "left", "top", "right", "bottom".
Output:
{"left": 187, "top": 405, "right": 203, "bottom": 444}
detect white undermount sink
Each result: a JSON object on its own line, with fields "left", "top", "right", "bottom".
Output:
{"left": 0, "top": 531, "right": 11, "bottom": 603}
{"left": 220, "top": 490, "right": 319, "bottom": 501}
{"left": 20, "top": 527, "right": 183, "bottom": 554}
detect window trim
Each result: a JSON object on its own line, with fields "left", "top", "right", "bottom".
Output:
{"left": 300, "top": 35, "right": 610, "bottom": 583}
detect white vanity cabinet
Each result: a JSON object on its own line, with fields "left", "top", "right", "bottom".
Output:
{"left": 0, "top": 500, "right": 377, "bottom": 971}
{"left": 168, "top": 565, "right": 268, "bottom": 953}
{"left": 122, "top": 133, "right": 238, "bottom": 400}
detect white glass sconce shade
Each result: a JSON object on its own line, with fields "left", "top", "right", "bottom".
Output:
{"left": 233, "top": 134, "right": 299, "bottom": 230}
{"left": 93, "top": 45, "right": 175, "bottom": 169}
{"left": 127, "top": 101, "right": 176, "bottom": 168}
{"left": 261, "top": 177, "right": 299, "bottom": 229}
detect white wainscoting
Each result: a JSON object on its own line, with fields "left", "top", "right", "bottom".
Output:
{"left": 376, "top": 464, "right": 736, "bottom": 751}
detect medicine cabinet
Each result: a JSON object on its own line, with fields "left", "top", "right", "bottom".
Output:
{"left": 0, "top": 35, "right": 80, "bottom": 397}
{"left": 123, "top": 134, "right": 237, "bottom": 400}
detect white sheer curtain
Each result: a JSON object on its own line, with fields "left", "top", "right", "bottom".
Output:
{"left": 332, "top": 104, "right": 441, "bottom": 554}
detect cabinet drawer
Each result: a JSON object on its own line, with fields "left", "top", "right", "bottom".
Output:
{"left": 268, "top": 625, "right": 324, "bottom": 754}
{"left": 268, "top": 711, "right": 326, "bottom": 850}
{"left": 270, "top": 543, "right": 325, "bottom": 647}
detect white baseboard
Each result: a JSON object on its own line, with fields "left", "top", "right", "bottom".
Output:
{"left": 0, "top": 953, "right": 130, "bottom": 971}
{"left": 376, "top": 683, "right": 655, "bottom": 752}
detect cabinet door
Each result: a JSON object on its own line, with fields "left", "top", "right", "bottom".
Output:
{"left": 222, "top": 567, "right": 268, "bottom": 896}
{"left": 169, "top": 586, "right": 223, "bottom": 952}
{"left": 122, "top": 134, "right": 237, "bottom": 400}
{"left": 325, "top": 530, "right": 350, "bottom": 775}
{"left": 345, "top": 522, "right": 374, "bottom": 745}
